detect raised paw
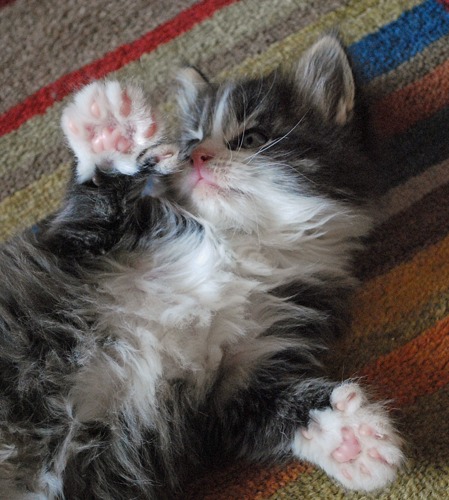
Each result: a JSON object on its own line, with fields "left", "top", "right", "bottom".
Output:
{"left": 62, "top": 81, "right": 161, "bottom": 182}
{"left": 292, "top": 383, "right": 404, "bottom": 492}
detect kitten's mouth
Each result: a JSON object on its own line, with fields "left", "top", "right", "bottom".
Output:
{"left": 190, "top": 164, "right": 219, "bottom": 189}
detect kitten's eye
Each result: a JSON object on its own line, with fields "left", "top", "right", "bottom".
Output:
{"left": 242, "top": 130, "right": 268, "bottom": 148}
{"left": 229, "top": 128, "right": 268, "bottom": 150}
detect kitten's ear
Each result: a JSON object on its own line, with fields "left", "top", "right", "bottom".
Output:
{"left": 176, "top": 67, "right": 210, "bottom": 115}
{"left": 296, "top": 35, "right": 355, "bottom": 125}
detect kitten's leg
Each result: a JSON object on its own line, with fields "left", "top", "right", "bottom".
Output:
{"left": 42, "top": 81, "right": 177, "bottom": 257}
{"left": 211, "top": 364, "right": 403, "bottom": 492}
{"left": 61, "top": 80, "right": 162, "bottom": 182}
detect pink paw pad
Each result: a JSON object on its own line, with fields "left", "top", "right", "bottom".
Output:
{"left": 89, "top": 126, "right": 130, "bottom": 154}
{"left": 332, "top": 427, "right": 361, "bottom": 463}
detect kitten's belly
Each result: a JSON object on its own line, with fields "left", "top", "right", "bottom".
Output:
{"left": 71, "top": 293, "right": 248, "bottom": 422}
{"left": 71, "top": 241, "right": 254, "bottom": 422}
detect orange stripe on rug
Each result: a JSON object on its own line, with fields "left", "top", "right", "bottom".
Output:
{"left": 351, "top": 231, "right": 449, "bottom": 338}
{"left": 373, "top": 57, "right": 449, "bottom": 137}
{"left": 361, "top": 315, "right": 449, "bottom": 406}
{"left": 185, "top": 462, "right": 312, "bottom": 500}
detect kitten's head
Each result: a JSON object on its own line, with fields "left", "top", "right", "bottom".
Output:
{"left": 174, "top": 35, "right": 369, "bottom": 232}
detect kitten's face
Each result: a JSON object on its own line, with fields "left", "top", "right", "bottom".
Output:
{"left": 174, "top": 36, "right": 358, "bottom": 232}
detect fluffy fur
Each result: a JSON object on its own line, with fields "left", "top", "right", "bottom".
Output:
{"left": 0, "top": 36, "right": 403, "bottom": 499}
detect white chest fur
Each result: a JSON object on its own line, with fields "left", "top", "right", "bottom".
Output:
{"left": 71, "top": 226, "right": 256, "bottom": 421}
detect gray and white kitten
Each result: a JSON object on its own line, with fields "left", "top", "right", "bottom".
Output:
{"left": 0, "top": 35, "right": 403, "bottom": 499}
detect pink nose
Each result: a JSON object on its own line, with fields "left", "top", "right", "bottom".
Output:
{"left": 191, "top": 148, "right": 214, "bottom": 170}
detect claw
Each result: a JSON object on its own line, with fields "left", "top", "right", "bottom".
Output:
{"left": 90, "top": 100, "right": 101, "bottom": 118}
{"left": 116, "top": 136, "right": 132, "bottom": 153}
{"left": 368, "top": 447, "right": 389, "bottom": 464}
{"left": 301, "top": 428, "right": 313, "bottom": 440}
{"left": 359, "top": 424, "right": 373, "bottom": 436}
{"left": 92, "top": 135, "right": 104, "bottom": 153}
{"left": 68, "top": 119, "right": 79, "bottom": 135}
{"left": 342, "top": 468, "right": 352, "bottom": 480}
{"left": 360, "top": 463, "right": 371, "bottom": 476}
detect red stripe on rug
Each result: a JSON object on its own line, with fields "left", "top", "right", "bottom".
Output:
{"left": 0, "top": 0, "right": 16, "bottom": 7}
{"left": 0, "top": 0, "right": 239, "bottom": 137}
{"left": 373, "top": 57, "right": 449, "bottom": 137}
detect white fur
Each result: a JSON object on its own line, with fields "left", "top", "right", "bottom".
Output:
{"left": 212, "top": 84, "right": 234, "bottom": 137}
{"left": 70, "top": 221, "right": 259, "bottom": 421}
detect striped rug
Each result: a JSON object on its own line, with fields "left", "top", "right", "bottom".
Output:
{"left": 2, "top": 0, "right": 449, "bottom": 498}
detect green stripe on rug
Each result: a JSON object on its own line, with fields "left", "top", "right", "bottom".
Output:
{"left": 0, "top": 164, "right": 70, "bottom": 241}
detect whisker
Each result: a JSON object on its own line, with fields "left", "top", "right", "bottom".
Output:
{"left": 247, "top": 157, "right": 318, "bottom": 187}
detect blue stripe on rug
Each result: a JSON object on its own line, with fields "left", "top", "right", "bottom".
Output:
{"left": 349, "top": 0, "right": 449, "bottom": 82}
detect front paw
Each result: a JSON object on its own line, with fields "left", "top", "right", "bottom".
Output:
{"left": 61, "top": 81, "right": 162, "bottom": 183}
{"left": 292, "top": 383, "right": 404, "bottom": 492}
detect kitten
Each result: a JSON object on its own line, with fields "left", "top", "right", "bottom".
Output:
{"left": 0, "top": 35, "right": 403, "bottom": 499}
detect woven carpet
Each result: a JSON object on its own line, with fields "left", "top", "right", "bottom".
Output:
{"left": 2, "top": 0, "right": 449, "bottom": 498}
